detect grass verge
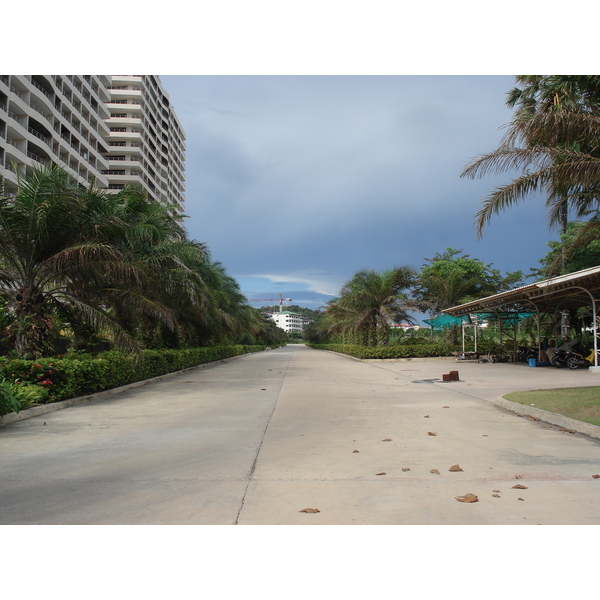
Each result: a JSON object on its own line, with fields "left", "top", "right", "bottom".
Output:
{"left": 503, "top": 387, "right": 600, "bottom": 426}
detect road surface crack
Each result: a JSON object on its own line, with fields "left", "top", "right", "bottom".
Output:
{"left": 234, "top": 352, "right": 292, "bottom": 524}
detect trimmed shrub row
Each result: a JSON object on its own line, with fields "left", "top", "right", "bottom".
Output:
{"left": 0, "top": 345, "right": 280, "bottom": 410}
{"left": 304, "top": 343, "right": 460, "bottom": 359}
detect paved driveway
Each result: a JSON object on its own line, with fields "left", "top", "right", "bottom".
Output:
{"left": 1, "top": 345, "right": 599, "bottom": 524}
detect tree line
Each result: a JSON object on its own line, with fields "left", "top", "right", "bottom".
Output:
{"left": 0, "top": 166, "right": 286, "bottom": 358}
{"left": 302, "top": 249, "right": 526, "bottom": 345}
{"left": 3, "top": 76, "right": 600, "bottom": 356}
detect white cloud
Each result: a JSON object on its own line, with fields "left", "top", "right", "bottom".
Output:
{"left": 242, "top": 272, "right": 343, "bottom": 297}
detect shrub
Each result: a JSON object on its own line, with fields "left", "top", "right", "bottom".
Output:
{"left": 304, "top": 343, "right": 459, "bottom": 359}
{"left": 0, "top": 377, "right": 49, "bottom": 416}
{"left": 0, "top": 379, "right": 20, "bottom": 416}
{"left": 0, "top": 344, "right": 281, "bottom": 407}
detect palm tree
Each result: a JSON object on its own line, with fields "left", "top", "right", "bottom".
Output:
{"left": 1, "top": 165, "right": 285, "bottom": 356}
{"left": 506, "top": 77, "right": 599, "bottom": 237}
{"left": 506, "top": 76, "right": 600, "bottom": 116}
{"left": 2, "top": 166, "right": 121, "bottom": 355}
{"left": 185, "top": 260, "right": 255, "bottom": 345}
{"left": 321, "top": 297, "right": 363, "bottom": 344}
{"left": 107, "top": 187, "right": 215, "bottom": 347}
{"left": 244, "top": 307, "right": 289, "bottom": 346}
{"left": 105, "top": 192, "right": 273, "bottom": 349}
{"left": 462, "top": 76, "right": 600, "bottom": 267}
{"left": 86, "top": 187, "right": 254, "bottom": 350}
{"left": 326, "top": 267, "right": 417, "bottom": 346}
{"left": 0, "top": 166, "right": 187, "bottom": 356}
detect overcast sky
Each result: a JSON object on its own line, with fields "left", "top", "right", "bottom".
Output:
{"left": 160, "top": 75, "right": 560, "bottom": 314}
{"left": 12, "top": 5, "right": 591, "bottom": 319}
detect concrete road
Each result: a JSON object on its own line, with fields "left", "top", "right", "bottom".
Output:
{"left": 1, "top": 345, "right": 599, "bottom": 525}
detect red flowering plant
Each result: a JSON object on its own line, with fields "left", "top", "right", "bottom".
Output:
{"left": 0, "top": 358, "right": 65, "bottom": 403}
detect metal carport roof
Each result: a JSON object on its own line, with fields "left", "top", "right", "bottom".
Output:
{"left": 442, "top": 265, "right": 600, "bottom": 317}
{"left": 442, "top": 265, "right": 600, "bottom": 369}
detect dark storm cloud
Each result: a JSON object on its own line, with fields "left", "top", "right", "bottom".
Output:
{"left": 163, "top": 75, "right": 558, "bottom": 308}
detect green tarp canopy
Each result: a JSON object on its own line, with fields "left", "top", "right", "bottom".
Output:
{"left": 425, "top": 312, "right": 535, "bottom": 331}
{"left": 474, "top": 312, "right": 535, "bottom": 326}
{"left": 423, "top": 314, "right": 471, "bottom": 331}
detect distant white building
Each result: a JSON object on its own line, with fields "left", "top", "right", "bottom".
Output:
{"left": 269, "top": 311, "right": 313, "bottom": 333}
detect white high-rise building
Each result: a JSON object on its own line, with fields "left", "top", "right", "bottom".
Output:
{"left": 0, "top": 75, "right": 112, "bottom": 192}
{"left": 1, "top": 75, "right": 185, "bottom": 218}
{"left": 103, "top": 76, "right": 186, "bottom": 217}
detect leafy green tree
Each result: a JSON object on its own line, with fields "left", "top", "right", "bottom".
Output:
{"left": 534, "top": 219, "right": 600, "bottom": 279}
{"left": 324, "top": 267, "right": 417, "bottom": 346}
{"left": 302, "top": 313, "right": 331, "bottom": 344}
{"left": 415, "top": 248, "right": 524, "bottom": 315}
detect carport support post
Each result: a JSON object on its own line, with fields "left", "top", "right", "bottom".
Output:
{"left": 593, "top": 298, "right": 599, "bottom": 369}
{"left": 568, "top": 286, "right": 599, "bottom": 370}
{"left": 591, "top": 300, "right": 598, "bottom": 370}
{"left": 530, "top": 304, "right": 541, "bottom": 362}
{"left": 537, "top": 312, "right": 541, "bottom": 361}
{"left": 499, "top": 321, "right": 502, "bottom": 356}
{"left": 521, "top": 301, "right": 542, "bottom": 363}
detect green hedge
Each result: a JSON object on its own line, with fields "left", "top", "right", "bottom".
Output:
{"left": 0, "top": 345, "right": 279, "bottom": 409}
{"left": 304, "top": 343, "right": 460, "bottom": 359}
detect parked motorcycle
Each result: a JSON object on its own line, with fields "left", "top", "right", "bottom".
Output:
{"left": 547, "top": 339, "right": 593, "bottom": 369}
{"left": 565, "top": 345, "right": 596, "bottom": 369}
{"left": 547, "top": 349, "right": 564, "bottom": 367}
{"left": 585, "top": 346, "right": 596, "bottom": 364}
{"left": 517, "top": 345, "right": 538, "bottom": 363}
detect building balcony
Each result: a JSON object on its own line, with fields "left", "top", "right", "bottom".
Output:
{"left": 107, "top": 116, "right": 141, "bottom": 126}
{"left": 107, "top": 130, "right": 142, "bottom": 140}
{"left": 110, "top": 88, "right": 142, "bottom": 98}
{"left": 104, "top": 172, "right": 144, "bottom": 185}
{"left": 29, "top": 79, "right": 51, "bottom": 101}
{"left": 106, "top": 158, "right": 141, "bottom": 169}
{"left": 27, "top": 126, "right": 51, "bottom": 146}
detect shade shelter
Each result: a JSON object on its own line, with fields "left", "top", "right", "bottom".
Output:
{"left": 442, "top": 265, "right": 600, "bottom": 370}
{"left": 475, "top": 311, "right": 536, "bottom": 359}
{"left": 424, "top": 314, "right": 477, "bottom": 356}
{"left": 422, "top": 314, "right": 471, "bottom": 330}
